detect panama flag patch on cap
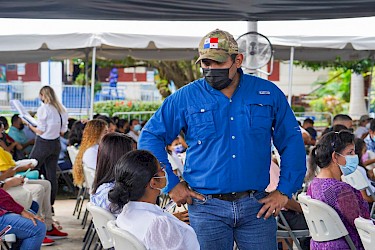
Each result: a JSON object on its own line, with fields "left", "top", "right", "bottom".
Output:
{"left": 203, "top": 37, "right": 219, "bottom": 49}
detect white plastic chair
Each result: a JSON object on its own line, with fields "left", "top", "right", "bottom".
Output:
{"left": 107, "top": 220, "right": 146, "bottom": 250}
{"left": 354, "top": 217, "right": 375, "bottom": 250}
{"left": 69, "top": 145, "right": 86, "bottom": 218}
{"left": 81, "top": 165, "right": 96, "bottom": 228}
{"left": 67, "top": 145, "right": 79, "bottom": 164}
{"left": 86, "top": 202, "right": 116, "bottom": 249}
{"left": 298, "top": 193, "right": 356, "bottom": 250}
{"left": 342, "top": 169, "right": 375, "bottom": 217}
{"left": 83, "top": 164, "right": 96, "bottom": 192}
{"left": 1, "top": 233, "right": 16, "bottom": 250}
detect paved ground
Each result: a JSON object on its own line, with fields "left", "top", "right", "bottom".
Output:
{"left": 43, "top": 199, "right": 91, "bottom": 250}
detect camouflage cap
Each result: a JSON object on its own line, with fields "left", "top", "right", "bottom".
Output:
{"left": 196, "top": 29, "right": 238, "bottom": 64}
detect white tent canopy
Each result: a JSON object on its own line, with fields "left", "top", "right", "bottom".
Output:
{"left": 0, "top": 32, "right": 201, "bottom": 63}
{"left": 1, "top": 32, "right": 375, "bottom": 63}
{"left": 2, "top": 31, "right": 375, "bottom": 117}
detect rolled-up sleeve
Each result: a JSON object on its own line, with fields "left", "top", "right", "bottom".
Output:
{"left": 272, "top": 89, "right": 306, "bottom": 198}
{"left": 138, "top": 97, "right": 185, "bottom": 192}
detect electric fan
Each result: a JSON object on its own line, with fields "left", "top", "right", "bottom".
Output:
{"left": 236, "top": 31, "right": 274, "bottom": 75}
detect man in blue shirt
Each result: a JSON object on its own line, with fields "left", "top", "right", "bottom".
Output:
{"left": 138, "top": 29, "right": 306, "bottom": 249}
{"left": 8, "top": 114, "right": 34, "bottom": 155}
{"left": 364, "top": 119, "right": 375, "bottom": 152}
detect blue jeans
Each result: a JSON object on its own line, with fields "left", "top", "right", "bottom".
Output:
{"left": 0, "top": 213, "right": 46, "bottom": 250}
{"left": 188, "top": 191, "right": 277, "bottom": 250}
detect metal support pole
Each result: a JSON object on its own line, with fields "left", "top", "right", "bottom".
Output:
{"left": 287, "top": 47, "right": 295, "bottom": 106}
{"left": 90, "top": 47, "right": 96, "bottom": 120}
{"left": 85, "top": 50, "right": 89, "bottom": 117}
{"left": 247, "top": 21, "right": 257, "bottom": 33}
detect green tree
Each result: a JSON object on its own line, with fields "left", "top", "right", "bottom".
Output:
{"left": 296, "top": 58, "right": 375, "bottom": 115}
{"left": 95, "top": 57, "right": 201, "bottom": 98}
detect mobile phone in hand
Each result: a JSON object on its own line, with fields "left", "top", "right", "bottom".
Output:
{"left": 22, "top": 168, "right": 31, "bottom": 177}
{"left": 0, "top": 225, "right": 12, "bottom": 238}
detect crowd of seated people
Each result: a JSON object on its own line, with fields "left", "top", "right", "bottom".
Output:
{"left": 0, "top": 116, "right": 68, "bottom": 246}
{"left": 4, "top": 110, "right": 375, "bottom": 249}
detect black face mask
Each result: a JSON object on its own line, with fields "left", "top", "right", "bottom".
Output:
{"left": 202, "top": 62, "right": 236, "bottom": 90}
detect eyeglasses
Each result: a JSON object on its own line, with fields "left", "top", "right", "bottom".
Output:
{"left": 153, "top": 162, "right": 166, "bottom": 177}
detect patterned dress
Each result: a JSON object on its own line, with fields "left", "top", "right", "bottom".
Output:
{"left": 307, "top": 178, "right": 369, "bottom": 250}
{"left": 90, "top": 182, "right": 119, "bottom": 216}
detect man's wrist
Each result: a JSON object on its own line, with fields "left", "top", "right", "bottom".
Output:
{"left": 277, "top": 190, "right": 289, "bottom": 199}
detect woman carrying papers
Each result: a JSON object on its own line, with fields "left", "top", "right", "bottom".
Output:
{"left": 28, "top": 86, "right": 68, "bottom": 207}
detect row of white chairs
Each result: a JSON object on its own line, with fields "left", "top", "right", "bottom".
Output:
{"left": 299, "top": 193, "right": 375, "bottom": 250}
{"left": 86, "top": 202, "right": 146, "bottom": 250}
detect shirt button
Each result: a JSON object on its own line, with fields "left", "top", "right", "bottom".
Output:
{"left": 230, "top": 117, "right": 234, "bottom": 121}
{"left": 197, "top": 140, "right": 202, "bottom": 145}
{"left": 200, "top": 109, "right": 205, "bottom": 112}
{"left": 229, "top": 99, "right": 232, "bottom": 103}
{"left": 232, "top": 136, "right": 235, "bottom": 139}
{"left": 232, "top": 154, "right": 236, "bottom": 159}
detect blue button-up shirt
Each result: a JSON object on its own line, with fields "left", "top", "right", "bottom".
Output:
{"left": 138, "top": 69, "right": 306, "bottom": 198}
{"left": 364, "top": 134, "right": 375, "bottom": 152}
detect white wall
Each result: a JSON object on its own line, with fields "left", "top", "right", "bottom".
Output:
{"left": 41, "top": 61, "right": 63, "bottom": 101}
{"left": 271, "top": 62, "right": 330, "bottom": 96}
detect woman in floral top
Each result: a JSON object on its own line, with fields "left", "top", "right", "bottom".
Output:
{"left": 306, "top": 130, "right": 370, "bottom": 249}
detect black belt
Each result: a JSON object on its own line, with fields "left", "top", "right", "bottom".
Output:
{"left": 209, "top": 190, "right": 257, "bottom": 202}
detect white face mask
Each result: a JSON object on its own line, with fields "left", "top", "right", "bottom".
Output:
{"left": 336, "top": 153, "right": 359, "bottom": 176}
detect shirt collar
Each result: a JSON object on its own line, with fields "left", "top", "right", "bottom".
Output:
{"left": 125, "top": 201, "right": 162, "bottom": 213}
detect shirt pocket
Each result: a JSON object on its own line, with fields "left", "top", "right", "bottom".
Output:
{"left": 244, "top": 100, "right": 274, "bottom": 134}
{"left": 187, "top": 103, "right": 217, "bottom": 140}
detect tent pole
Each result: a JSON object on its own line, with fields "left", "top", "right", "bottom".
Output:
{"left": 368, "top": 59, "right": 374, "bottom": 114}
{"left": 247, "top": 21, "right": 257, "bottom": 32}
{"left": 287, "top": 47, "right": 294, "bottom": 106}
{"left": 85, "top": 50, "right": 89, "bottom": 117}
{"left": 90, "top": 47, "right": 96, "bottom": 120}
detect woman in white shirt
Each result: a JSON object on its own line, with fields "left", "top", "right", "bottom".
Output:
{"left": 72, "top": 119, "right": 108, "bottom": 186}
{"left": 29, "top": 86, "right": 68, "bottom": 206}
{"left": 108, "top": 150, "right": 199, "bottom": 250}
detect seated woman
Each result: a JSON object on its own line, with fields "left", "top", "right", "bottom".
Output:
{"left": 306, "top": 130, "right": 370, "bottom": 249}
{"left": 73, "top": 119, "right": 108, "bottom": 186}
{"left": 0, "top": 146, "right": 68, "bottom": 244}
{"left": 0, "top": 187, "right": 45, "bottom": 250}
{"left": 68, "top": 120, "right": 86, "bottom": 147}
{"left": 354, "top": 138, "right": 375, "bottom": 206}
{"left": 109, "top": 150, "right": 199, "bottom": 250}
{"left": 91, "top": 133, "right": 136, "bottom": 215}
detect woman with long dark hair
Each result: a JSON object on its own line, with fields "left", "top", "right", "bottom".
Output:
{"left": 91, "top": 132, "right": 136, "bottom": 214}
{"left": 108, "top": 150, "right": 199, "bottom": 250}
{"left": 306, "top": 130, "right": 369, "bottom": 249}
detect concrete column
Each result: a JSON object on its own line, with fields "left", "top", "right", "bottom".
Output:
{"left": 349, "top": 73, "right": 367, "bottom": 120}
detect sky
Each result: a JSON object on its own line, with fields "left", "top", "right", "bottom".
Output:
{"left": 1, "top": 16, "right": 375, "bottom": 37}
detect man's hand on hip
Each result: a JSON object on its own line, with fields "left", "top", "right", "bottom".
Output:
{"left": 257, "top": 190, "right": 288, "bottom": 219}
{"left": 169, "top": 181, "right": 205, "bottom": 206}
